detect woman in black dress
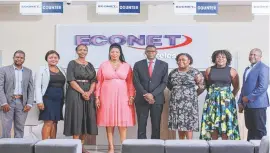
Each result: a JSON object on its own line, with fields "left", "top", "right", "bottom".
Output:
{"left": 64, "top": 44, "right": 98, "bottom": 153}
{"left": 35, "top": 50, "right": 66, "bottom": 140}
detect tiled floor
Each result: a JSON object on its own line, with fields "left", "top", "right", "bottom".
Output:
{"left": 85, "top": 145, "right": 121, "bottom": 153}
{"left": 87, "top": 149, "right": 121, "bottom": 153}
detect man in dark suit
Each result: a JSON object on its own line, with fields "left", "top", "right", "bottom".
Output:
{"left": 238, "top": 48, "right": 269, "bottom": 141}
{"left": 133, "top": 45, "right": 168, "bottom": 139}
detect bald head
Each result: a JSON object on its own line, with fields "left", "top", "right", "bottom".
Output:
{"left": 249, "top": 48, "right": 262, "bottom": 64}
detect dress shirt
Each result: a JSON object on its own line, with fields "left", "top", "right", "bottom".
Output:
{"left": 245, "top": 63, "right": 257, "bottom": 81}
{"left": 14, "top": 65, "right": 23, "bottom": 95}
{"left": 1, "top": 65, "right": 32, "bottom": 107}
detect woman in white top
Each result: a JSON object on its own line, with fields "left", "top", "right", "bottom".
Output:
{"left": 35, "top": 50, "right": 66, "bottom": 140}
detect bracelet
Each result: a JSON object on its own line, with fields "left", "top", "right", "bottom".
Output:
{"left": 130, "top": 97, "right": 134, "bottom": 100}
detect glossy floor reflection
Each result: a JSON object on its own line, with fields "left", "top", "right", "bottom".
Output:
{"left": 85, "top": 145, "right": 121, "bottom": 153}
{"left": 87, "top": 149, "right": 121, "bottom": 153}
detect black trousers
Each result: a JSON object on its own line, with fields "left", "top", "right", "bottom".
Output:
{"left": 244, "top": 107, "right": 267, "bottom": 141}
{"left": 135, "top": 103, "right": 163, "bottom": 139}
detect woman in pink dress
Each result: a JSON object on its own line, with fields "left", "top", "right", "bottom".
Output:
{"left": 95, "top": 43, "right": 136, "bottom": 153}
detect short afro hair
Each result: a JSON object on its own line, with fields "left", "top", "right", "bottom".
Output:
{"left": 175, "top": 53, "right": 193, "bottom": 65}
{"left": 211, "top": 50, "right": 232, "bottom": 65}
{"left": 45, "top": 50, "right": 60, "bottom": 61}
{"left": 13, "top": 50, "right": 25, "bottom": 58}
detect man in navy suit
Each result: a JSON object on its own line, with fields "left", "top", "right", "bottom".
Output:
{"left": 238, "top": 48, "right": 269, "bottom": 141}
{"left": 133, "top": 45, "right": 168, "bottom": 139}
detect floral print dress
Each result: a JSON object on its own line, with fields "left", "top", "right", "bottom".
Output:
{"left": 167, "top": 68, "right": 205, "bottom": 131}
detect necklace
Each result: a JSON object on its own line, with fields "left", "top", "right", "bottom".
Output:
{"left": 49, "top": 66, "right": 59, "bottom": 73}
{"left": 110, "top": 60, "right": 121, "bottom": 70}
{"left": 77, "top": 59, "right": 87, "bottom": 66}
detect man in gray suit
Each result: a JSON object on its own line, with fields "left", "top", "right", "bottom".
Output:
{"left": 133, "top": 45, "right": 168, "bottom": 139}
{"left": 0, "top": 50, "right": 34, "bottom": 138}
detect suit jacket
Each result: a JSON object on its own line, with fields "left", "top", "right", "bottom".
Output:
{"left": 133, "top": 59, "right": 168, "bottom": 104}
{"left": 0, "top": 65, "right": 34, "bottom": 106}
{"left": 238, "top": 61, "right": 269, "bottom": 108}
{"left": 34, "top": 65, "right": 67, "bottom": 104}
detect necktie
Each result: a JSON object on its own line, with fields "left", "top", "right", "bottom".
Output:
{"left": 148, "top": 60, "right": 153, "bottom": 77}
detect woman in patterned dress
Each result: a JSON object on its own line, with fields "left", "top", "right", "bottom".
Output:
{"left": 200, "top": 50, "right": 240, "bottom": 140}
{"left": 167, "top": 53, "right": 205, "bottom": 139}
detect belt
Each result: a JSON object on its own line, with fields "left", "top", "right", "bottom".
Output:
{"left": 76, "top": 80, "right": 89, "bottom": 83}
{"left": 12, "top": 95, "right": 23, "bottom": 99}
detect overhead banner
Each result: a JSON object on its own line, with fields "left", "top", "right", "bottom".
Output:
{"left": 174, "top": 2, "right": 196, "bottom": 15}
{"left": 196, "top": 2, "right": 218, "bottom": 15}
{"left": 119, "top": 2, "right": 140, "bottom": 14}
{"left": 95, "top": 2, "right": 118, "bottom": 15}
{"left": 56, "top": 25, "right": 209, "bottom": 69}
{"left": 20, "top": 2, "right": 63, "bottom": 15}
{"left": 252, "top": 2, "right": 270, "bottom": 15}
{"left": 174, "top": 2, "right": 218, "bottom": 15}
{"left": 96, "top": 1, "right": 140, "bottom": 15}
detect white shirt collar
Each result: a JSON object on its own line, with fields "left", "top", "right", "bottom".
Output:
{"left": 147, "top": 58, "right": 156, "bottom": 63}
{"left": 13, "top": 64, "right": 23, "bottom": 70}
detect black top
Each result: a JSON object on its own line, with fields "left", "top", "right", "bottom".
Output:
{"left": 48, "top": 70, "right": 65, "bottom": 88}
{"left": 66, "top": 60, "right": 97, "bottom": 83}
{"left": 63, "top": 60, "right": 98, "bottom": 136}
{"left": 208, "top": 65, "right": 232, "bottom": 87}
